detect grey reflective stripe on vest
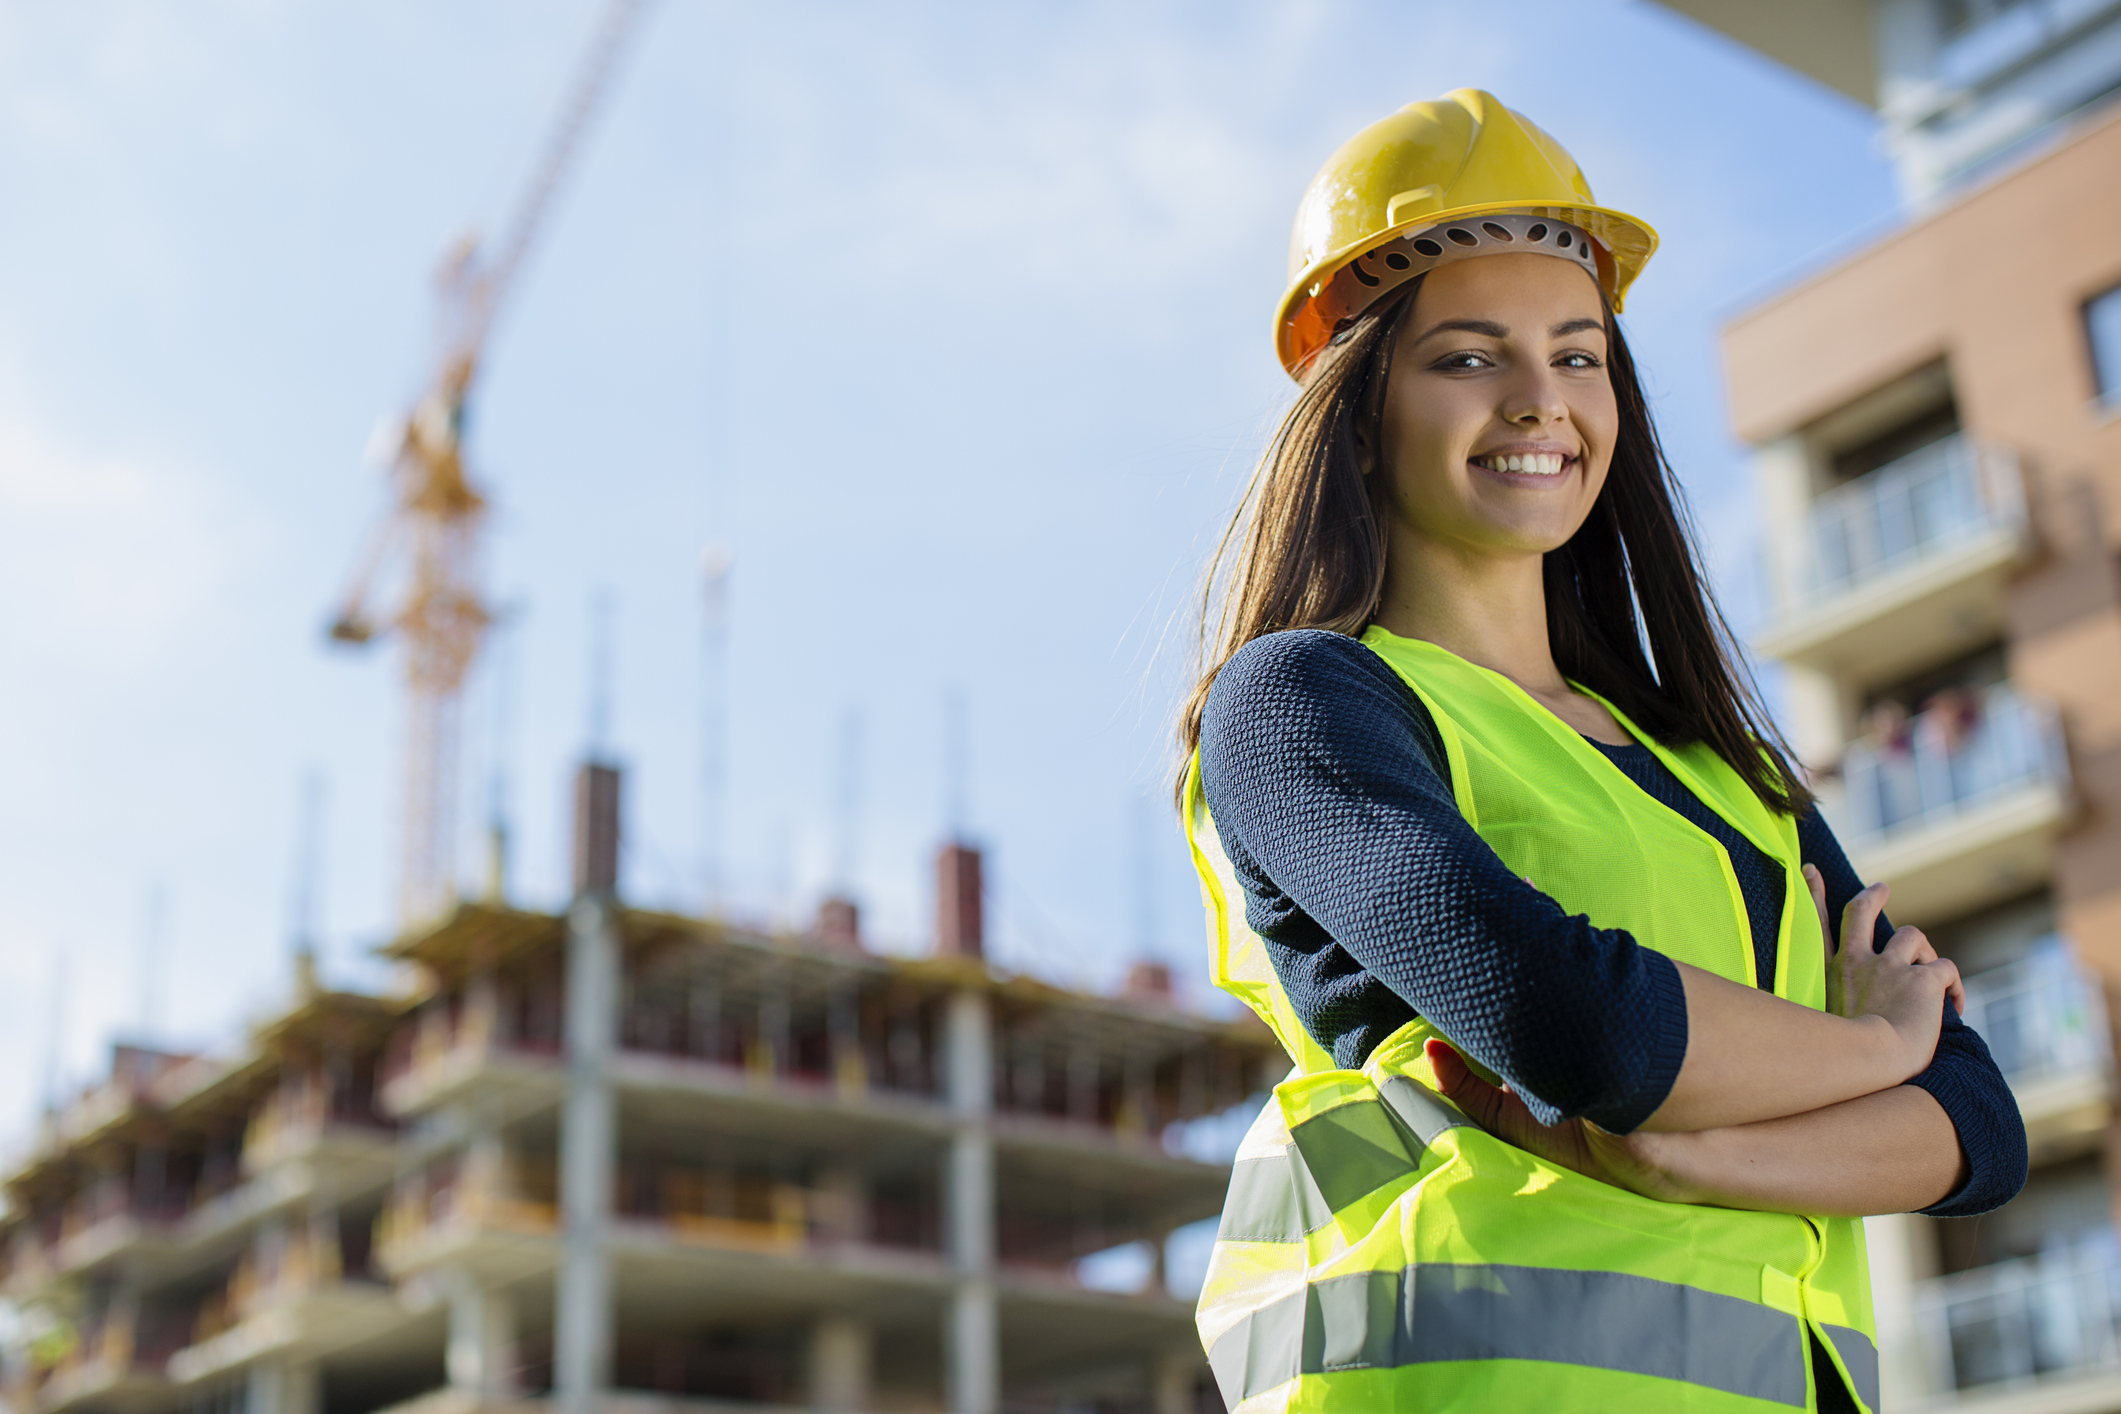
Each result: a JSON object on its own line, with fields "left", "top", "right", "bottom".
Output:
{"left": 1216, "top": 1085, "right": 1472, "bottom": 1244}
{"left": 1217, "top": 1152, "right": 1337, "bottom": 1243}
{"left": 1822, "top": 1323, "right": 1879, "bottom": 1409}
{"left": 1208, "top": 1263, "right": 1809, "bottom": 1408}
{"left": 1377, "top": 1074, "right": 1473, "bottom": 1148}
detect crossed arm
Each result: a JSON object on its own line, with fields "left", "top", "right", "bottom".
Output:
{"left": 1431, "top": 869, "right": 1971, "bottom": 1218}
{"left": 1199, "top": 631, "right": 2023, "bottom": 1220}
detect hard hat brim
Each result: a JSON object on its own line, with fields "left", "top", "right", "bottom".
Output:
{"left": 1274, "top": 199, "right": 1659, "bottom": 379}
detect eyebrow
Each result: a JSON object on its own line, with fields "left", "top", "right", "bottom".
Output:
{"left": 1412, "top": 318, "right": 1508, "bottom": 342}
{"left": 1411, "top": 315, "right": 1609, "bottom": 343}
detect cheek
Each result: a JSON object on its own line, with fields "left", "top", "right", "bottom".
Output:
{"left": 1577, "top": 386, "right": 1621, "bottom": 463}
{"left": 1383, "top": 387, "right": 1478, "bottom": 480}
{"left": 1384, "top": 418, "right": 1473, "bottom": 525}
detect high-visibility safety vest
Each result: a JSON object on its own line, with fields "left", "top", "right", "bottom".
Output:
{"left": 1184, "top": 627, "right": 1880, "bottom": 1413}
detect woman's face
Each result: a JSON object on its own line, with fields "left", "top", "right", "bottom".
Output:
{"left": 1373, "top": 253, "right": 1618, "bottom": 560}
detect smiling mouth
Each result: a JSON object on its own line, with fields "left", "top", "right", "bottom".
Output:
{"left": 1470, "top": 451, "right": 1571, "bottom": 478}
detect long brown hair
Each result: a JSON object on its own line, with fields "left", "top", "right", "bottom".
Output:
{"left": 1176, "top": 276, "right": 1811, "bottom": 815}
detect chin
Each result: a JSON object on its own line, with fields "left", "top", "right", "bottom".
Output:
{"left": 1472, "top": 518, "right": 1586, "bottom": 555}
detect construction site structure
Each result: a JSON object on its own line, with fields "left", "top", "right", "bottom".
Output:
{"left": 1654, "top": 2, "right": 2121, "bottom": 1407}
{"left": 328, "top": 0, "right": 651, "bottom": 926}
{"left": 0, "top": 766, "right": 1280, "bottom": 1414}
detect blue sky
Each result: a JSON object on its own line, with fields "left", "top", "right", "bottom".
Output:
{"left": 0, "top": 0, "right": 1898, "bottom": 1134}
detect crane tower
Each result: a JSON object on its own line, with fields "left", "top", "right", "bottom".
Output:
{"left": 327, "top": 0, "right": 651, "bottom": 925}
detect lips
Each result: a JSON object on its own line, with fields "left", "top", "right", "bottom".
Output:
{"left": 1470, "top": 451, "right": 1570, "bottom": 478}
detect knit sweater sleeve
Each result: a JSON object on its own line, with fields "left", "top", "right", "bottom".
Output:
{"left": 1197, "top": 629, "right": 1689, "bottom": 1133}
{"left": 1796, "top": 809, "right": 2028, "bottom": 1217}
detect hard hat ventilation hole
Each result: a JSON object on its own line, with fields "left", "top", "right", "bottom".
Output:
{"left": 1314, "top": 215, "right": 1608, "bottom": 349}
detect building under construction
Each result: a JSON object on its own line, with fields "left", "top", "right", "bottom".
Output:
{"left": 0, "top": 764, "right": 1281, "bottom": 1414}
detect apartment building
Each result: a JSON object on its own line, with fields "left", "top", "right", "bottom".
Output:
{"left": 1655, "top": 0, "right": 2121, "bottom": 1407}
{"left": 0, "top": 765, "right": 1283, "bottom": 1414}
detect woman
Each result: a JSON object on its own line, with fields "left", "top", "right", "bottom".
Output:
{"left": 1179, "top": 91, "right": 2025, "bottom": 1414}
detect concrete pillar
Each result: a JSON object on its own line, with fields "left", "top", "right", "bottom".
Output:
{"left": 447, "top": 1269, "right": 518, "bottom": 1404}
{"left": 255, "top": 1217, "right": 290, "bottom": 1303}
{"left": 807, "top": 1314, "right": 873, "bottom": 1413}
{"left": 944, "top": 989, "right": 997, "bottom": 1414}
{"left": 107, "top": 1264, "right": 143, "bottom": 1375}
{"left": 245, "top": 1358, "right": 319, "bottom": 1414}
{"left": 829, "top": 979, "right": 866, "bottom": 1100}
{"left": 1865, "top": 1212, "right": 1940, "bottom": 1406}
{"left": 1781, "top": 664, "right": 1850, "bottom": 767}
{"left": 1751, "top": 433, "right": 1814, "bottom": 623}
{"left": 465, "top": 963, "right": 500, "bottom": 1054}
{"left": 554, "top": 882, "right": 618, "bottom": 1414}
{"left": 463, "top": 1103, "right": 506, "bottom": 1223}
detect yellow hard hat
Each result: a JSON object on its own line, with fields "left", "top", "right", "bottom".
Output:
{"left": 1276, "top": 89, "right": 1658, "bottom": 378}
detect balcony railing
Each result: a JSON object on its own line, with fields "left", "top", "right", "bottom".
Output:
{"left": 1837, "top": 685, "right": 2067, "bottom": 844}
{"left": 1802, "top": 433, "right": 2023, "bottom": 606}
{"left": 1961, "top": 938, "right": 2112, "bottom": 1090}
{"left": 1915, "top": 1230, "right": 2121, "bottom": 1394}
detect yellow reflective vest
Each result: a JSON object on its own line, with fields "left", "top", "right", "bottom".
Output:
{"left": 1185, "top": 627, "right": 1878, "bottom": 1413}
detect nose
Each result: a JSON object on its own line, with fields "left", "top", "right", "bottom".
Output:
{"left": 1499, "top": 366, "right": 1568, "bottom": 427}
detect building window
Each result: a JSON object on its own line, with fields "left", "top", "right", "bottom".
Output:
{"left": 2087, "top": 282, "right": 2121, "bottom": 406}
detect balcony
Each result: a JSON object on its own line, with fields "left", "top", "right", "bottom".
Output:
{"left": 1961, "top": 939, "right": 2113, "bottom": 1158}
{"left": 378, "top": 1020, "right": 563, "bottom": 1122}
{"left": 16, "top": 1316, "right": 171, "bottom": 1414}
{"left": 1757, "top": 435, "right": 2028, "bottom": 688}
{"left": 374, "top": 1149, "right": 559, "bottom": 1283}
{"left": 1826, "top": 685, "right": 2071, "bottom": 927}
{"left": 1912, "top": 1231, "right": 2121, "bottom": 1408}
{"left": 240, "top": 1080, "right": 394, "bottom": 1177}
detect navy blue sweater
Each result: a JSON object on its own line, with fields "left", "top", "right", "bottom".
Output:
{"left": 1199, "top": 629, "right": 2026, "bottom": 1218}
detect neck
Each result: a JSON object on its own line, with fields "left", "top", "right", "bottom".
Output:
{"left": 1372, "top": 527, "right": 1564, "bottom": 694}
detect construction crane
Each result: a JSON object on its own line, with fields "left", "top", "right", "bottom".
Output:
{"left": 327, "top": 0, "right": 652, "bottom": 926}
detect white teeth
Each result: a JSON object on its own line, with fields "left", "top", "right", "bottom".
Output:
{"left": 1480, "top": 453, "right": 1567, "bottom": 476}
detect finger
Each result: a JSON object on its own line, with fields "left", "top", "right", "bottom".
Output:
{"left": 1804, "top": 865, "right": 1833, "bottom": 960}
{"left": 1425, "top": 1037, "right": 1467, "bottom": 1091}
{"left": 1893, "top": 926, "right": 1937, "bottom": 965}
{"left": 1425, "top": 1038, "right": 1492, "bottom": 1106}
{"left": 1426, "top": 1038, "right": 1509, "bottom": 1128}
{"left": 1426, "top": 1040, "right": 1566, "bottom": 1159}
{"left": 1929, "top": 958, "right": 1964, "bottom": 1015}
{"left": 1884, "top": 925, "right": 1931, "bottom": 964}
{"left": 1841, "top": 882, "right": 1889, "bottom": 956}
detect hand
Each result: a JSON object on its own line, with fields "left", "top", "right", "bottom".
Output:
{"left": 1803, "top": 867, "right": 1963, "bottom": 1075}
{"left": 1424, "top": 1039, "right": 1697, "bottom": 1203}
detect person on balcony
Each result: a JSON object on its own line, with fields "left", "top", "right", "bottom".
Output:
{"left": 1177, "top": 90, "right": 2026, "bottom": 1414}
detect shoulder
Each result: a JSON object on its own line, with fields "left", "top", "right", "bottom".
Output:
{"left": 1206, "top": 629, "right": 1405, "bottom": 718}
{"left": 1202, "top": 629, "right": 1440, "bottom": 770}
